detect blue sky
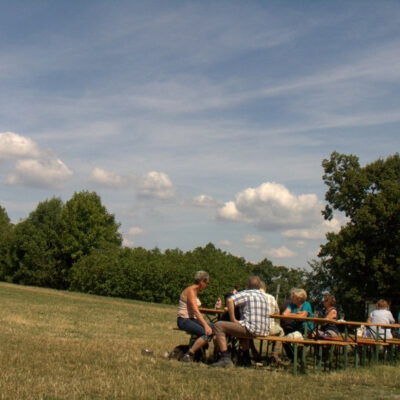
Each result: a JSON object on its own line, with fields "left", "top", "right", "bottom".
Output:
{"left": 1, "top": 1, "right": 400, "bottom": 269}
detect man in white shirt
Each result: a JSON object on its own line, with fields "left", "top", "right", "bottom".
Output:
{"left": 260, "top": 281, "right": 286, "bottom": 365}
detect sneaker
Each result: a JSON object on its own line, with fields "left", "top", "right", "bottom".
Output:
{"left": 211, "top": 356, "right": 234, "bottom": 368}
{"left": 180, "top": 352, "right": 194, "bottom": 363}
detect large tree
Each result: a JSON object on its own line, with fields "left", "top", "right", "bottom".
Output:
{"left": 0, "top": 205, "right": 13, "bottom": 281}
{"left": 60, "top": 191, "right": 122, "bottom": 278}
{"left": 313, "top": 152, "right": 400, "bottom": 319}
{"left": 9, "top": 198, "right": 64, "bottom": 287}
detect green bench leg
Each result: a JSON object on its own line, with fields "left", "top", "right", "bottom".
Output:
{"left": 390, "top": 344, "right": 394, "bottom": 365}
{"left": 318, "top": 345, "right": 322, "bottom": 372}
{"left": 361, "top": 345, "right": 366, "bottom": 366}
{"left": 343, "top": 326, "right": 348, "bottom": 370}
{"left": 300, "top": 345, "right": 306, "bottom": 374}
{"left": 375, "top": 345, "right": 380, "bottom": 363}
{"left": 328, "top": 345, "right": 334, "bottom": 370}
{"left": 293, "top": 343, "right": 298, "bottom": 376}
{"left": 355, "top": 346, "right": 359, "bottom": 369}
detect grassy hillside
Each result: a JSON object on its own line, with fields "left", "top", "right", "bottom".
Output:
{"left": 1, "top": 282, "right": 399, "bottom": 400}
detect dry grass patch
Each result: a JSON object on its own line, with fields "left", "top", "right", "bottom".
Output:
{"left": 1, "top": 282, "right": 400, "bottom": 400}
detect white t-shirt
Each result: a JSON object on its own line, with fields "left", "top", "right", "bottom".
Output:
{"left": 364, "top": 309, "right": 395, "bottom": 339}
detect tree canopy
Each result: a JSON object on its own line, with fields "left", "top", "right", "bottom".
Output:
{"left": 60, "top": 191, "right": 122, "bottom": 272}
{"left": 0, "top": 206, "right": 13, "bottom": 280}
{"left": 9, "top": 198, "right": 64, "bottom": 287}
{"left": 312, "top": 152, "right": 400, "bottom": 319}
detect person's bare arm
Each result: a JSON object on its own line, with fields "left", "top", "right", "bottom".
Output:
{"left": 296, "top": 310, "right": 309, "bottom": 317}
{"left": 283, "top": 307, "right": 291, "bottom": 316}
{"left": 325, "top": 309, "right": 337, "bottom": 320}
{"left": 283, "top": 306, "right": 308, "bottom": 318}
{"left": 227, "top": 298, "right": 239, "bottom": 324}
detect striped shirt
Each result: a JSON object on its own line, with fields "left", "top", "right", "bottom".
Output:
{"left": 231, "top": 289, "right": 270, "bottom": 336}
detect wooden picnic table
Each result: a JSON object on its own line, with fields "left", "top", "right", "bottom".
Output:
{"left": 199, "top": 309, "right": 400, "bottom": 369}
{"left": 270, "top": 313, "right": 400, "bottom": 328}
{"left": 270, "top": 313, "right": 400, "bottom": 367}
{"left": 198, "top": 308, "right": 353, "bottom": 374}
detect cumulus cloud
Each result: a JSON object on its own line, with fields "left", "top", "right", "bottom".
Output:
{"left": 128, "top": 226, "right": 145, "bottom": 236}
{"left": 89, "top": 167, "right": 123, "bottom": 188}
{"left": 7, "top": 156, "right": 73, "bottom": 188}
{"left": 217, "top": 201, "right": 247, "bottom": 222}
{"left": 241, "top": 234, "right": 265, "bottom": 249}
{"left": 263, "top": 246, "right": 296, "bottom": 259}
{"left": 188, "top": 194, "right": 222, "bottom": 208}
{"left": 217, "top": 181, "right": 321, "bottom": 230}
{"left": 0, "top": 131, "right": 41, "bottom": 160}
{"left": 0, "top": 131, "right": 73, "bottom": 189}
{"left": 282, "top": 218, "right": 341, "bottom": 240}
{"left": 136, "top": 171, "right": 175, "bottom": 199}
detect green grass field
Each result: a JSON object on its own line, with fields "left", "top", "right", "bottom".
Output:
{"left": 1, "top": 282, "right": 400, "bottom": 400}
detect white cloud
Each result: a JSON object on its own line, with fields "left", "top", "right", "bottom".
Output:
{"left": 189, "top": 194, "right": 222, "bottom": 208}
{"left": 7, "top": 156, "right": 73, "bottom": 189}
{"left": 263, "top": 246, "right": 296, "bottom": 259}
{"left": 218, "top": 239, "right": 232, "bottom": 247}
{"left": 282, "top": 218, "right": 341, "bottom": 240}
{"left": 89, "top": 167, "right": 123, "bottom": 188}
{"left": 0, "top": 132, "right": 73, "bottom": 189}
{"left": 136, "top": 171, "right": 175, "bottom": 199}
{"left": 217, "top": 182, "right": 320, "bottom": 230}
{"left": 217, "top": 201, "right": 247, "bottom": 222}
{"left": 0, "top": 131, "right": 41, "bottom": 160}
{"left": 128, "top": 226, "right": 145, "bottom": 236}
{"left": 241, "top": 234, "right": 265, "bottom": 249}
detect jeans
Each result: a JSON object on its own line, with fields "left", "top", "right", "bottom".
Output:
{"left": 177, "top": 317, "right": 213, "bottom": 341}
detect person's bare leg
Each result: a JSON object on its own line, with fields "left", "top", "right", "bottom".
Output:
{"left": 188, "top": 337, "right": 207, "bottom": 354}
{"left": 215, "top": 332, "right": 228, "bottom": 352}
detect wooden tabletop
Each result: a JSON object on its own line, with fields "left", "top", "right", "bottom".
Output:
{"left": 270, "top": 314, "right": 400, "bottom": 329}
{"left": 199, "top": 307, "right": 224, "bottom": 314}
{"left": 199, "top": 308, "right": 400, "bottom": 329}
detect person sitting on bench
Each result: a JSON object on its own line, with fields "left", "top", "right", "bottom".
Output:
{"left": 259, "top": 280, "right": 286, "bottom": 365}
{"left": 282, "top": 288, "right": 313, "bottom": 360}
{"left": 364, "top": 299, "right": 395, "bottom": 339}
{"left": 211, "top": 276, "right": 270, "bottom": 368}
{"left": 315, "top": 294, "right": 339, "bottom": 338}
{"left": 177, "top": 270, "right": 214, "bottom": 362}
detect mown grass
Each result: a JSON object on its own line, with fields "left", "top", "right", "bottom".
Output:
{"left": 1, "top": 282, "right": 400, "bottom": 400}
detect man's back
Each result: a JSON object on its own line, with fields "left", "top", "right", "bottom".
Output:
{"left": 231, "top": 289, "right": 270, "bottom": 336}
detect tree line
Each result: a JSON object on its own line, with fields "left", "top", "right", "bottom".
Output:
{"left": 0, "top": 191, "right": 305, "bottom": 307}
{"left": 1, "top": 152, "right": 399, "bottom": 320}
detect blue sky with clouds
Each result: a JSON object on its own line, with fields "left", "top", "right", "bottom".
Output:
{"left": 1, "top": 1, "right": 399, "bottom": 268}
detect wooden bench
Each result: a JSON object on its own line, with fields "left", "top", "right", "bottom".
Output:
{"left": 174, "top": 327, "right": 351, "bottom": 374}
{"left": 247, "top": 335, "right": 351, "bottom": 375}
